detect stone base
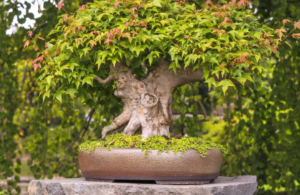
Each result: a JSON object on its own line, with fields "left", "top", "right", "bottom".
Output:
{"left": 28, "top": 176, "right": 258, "bottom": 195}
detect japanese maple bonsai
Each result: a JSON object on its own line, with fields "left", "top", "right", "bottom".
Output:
{"left": 36, "top": 0, "right": 283, "bottom": 184}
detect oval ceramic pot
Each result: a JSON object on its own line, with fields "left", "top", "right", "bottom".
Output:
{"left": 78, "top": 148, "right": 222, "bottom": 184}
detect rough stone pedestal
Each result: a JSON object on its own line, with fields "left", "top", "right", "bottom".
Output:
{"left": 28, "top": 176, "right": 258, "bottom": 195}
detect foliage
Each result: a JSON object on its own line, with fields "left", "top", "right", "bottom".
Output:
{"left": 0, "top": 0, "right": 85, "bottom": 194}
{"left": 36, "top": 0, "right": 280, "bottom": 102}
{"left": 219, "top": 1, "right": 300, "bottom": 194}
{"left": 78, "top": 133, "right": 228, "bottom": 157}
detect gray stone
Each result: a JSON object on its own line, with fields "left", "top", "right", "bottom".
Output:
{"left": 28, "top": 176, "right": 258, "bottom": 195}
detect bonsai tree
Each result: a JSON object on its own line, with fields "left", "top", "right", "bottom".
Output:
{"left": 36, "top": 0, "right": 283, "bottom": 140}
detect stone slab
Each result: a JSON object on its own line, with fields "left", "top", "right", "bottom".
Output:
{"left": 28, "top": 176, "right": 258, "bottom": 195}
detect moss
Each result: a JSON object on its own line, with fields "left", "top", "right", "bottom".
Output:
{"left": 78, "top": 133, "right": 228, "bottom": 157}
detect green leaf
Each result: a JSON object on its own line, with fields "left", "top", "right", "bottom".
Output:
{"left": 205, "top": 77, "right": 217, "bottom": 90}
{"left": 153, "top": 0, "right": 162, "bottom": 7}
{"left": 218, "top": 79, "right": 235, "bottom": 94}
{"left": 66, "top": 88, "right": 78, "bottom": 97}
{"left": 82, "top": 74, "right": 97, "bottom": 86}
{"left": 55, "top": 89, "right": 65, "bottom": 102}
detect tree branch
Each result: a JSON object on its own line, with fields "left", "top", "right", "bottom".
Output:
{"left": 94, "top": 74, "right": 114, "bottom": 85}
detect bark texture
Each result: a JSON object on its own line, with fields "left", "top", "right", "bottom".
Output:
{"left": 94, "top": 59, "right": 204, "bottom": 139}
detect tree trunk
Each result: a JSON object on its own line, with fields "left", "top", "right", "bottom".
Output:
{"left": 95, "top": 59, "right": 204, "bottom": 139}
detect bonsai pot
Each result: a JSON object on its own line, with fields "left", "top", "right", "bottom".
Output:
{"left": 78, "top": 147, "right": 222, "bottom": 184}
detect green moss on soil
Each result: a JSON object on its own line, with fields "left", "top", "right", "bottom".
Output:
{"left": 78, "top": 133, "right": 228, "bottom": 157}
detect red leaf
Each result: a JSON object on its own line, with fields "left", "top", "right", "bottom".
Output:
{"left": 213, "top": 28, "right": 226, "bottom": 35}
{"left": 275, "top": 28, "right": 286, "bottom": 40}
{"left": 131, "top": 7, "right": 137, "bottom": 14}
{"left": 33, "top": 63, "right": 41, "bottom": 72}
{"left": 184, "top": 35, "right": 190, "bottom": 39}
{"left": 272, "top": 46, "right": 278, "bottom": 55}
{"left": 205, "top": 0, "right": 213, "bottom": 6}
{"left": 90, "top": 41, "right": 97, "bottom": 49}
{"left": 114, "top": 1, "right": 119, "bottom": 9}
{"left": 27, "top": 31, "right": 33, "bottom": 38}
{"left": 64, "top": 15, "right": 69, "bottom": 21}
{"left": 263, "top": 33, "right": 269, "bottom": 38}
{"left": 294, "top": 21, "right": 300, "bottom": 30}
{"left": 58, "top": 2, "right": 64, "bottom": 11}
{"left": 64, "top": 30, "right": 70, "bottom": 39}
{"left": 24, "top": 40, "right": 30, "bottom": 49}
{"left": 141, "top": 21, "right": 147, "bottom": 28}
{"left": 104, "top": 38, "right": 112, "bottom": 46}
{"left": 137, "top": 3, "right": 144, "bottom": 8}
{"left": 282, "top": 19, "right": 291, "bottom": 26}
{"left": 38, "top": 37, "right": 45, "bottom": 41}
{"left": 79, "top": 5, "right": 86, "bottom": 10}
{"left": 33, "top": 55, "right": 44, "bottom": 64}
{"left": 131, "top": 31, "right": 138, "bottom": 36}
{"left": 125, "top": 22, "right": 131, "bottom": 30}
{"left": 292, "top": 33, "right": 300, "bottom": 39}
{"left": 237, "top": 0, "right": 251, "bottom": 7}
{"left": 77, "top": 25, "right": 86, "bottom": 31}
{"left": 122, "top": 33, "right": 131, "bottom": 39}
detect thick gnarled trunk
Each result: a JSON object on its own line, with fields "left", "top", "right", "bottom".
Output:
{"left": 94, "top": 59, "right": 203, "bottom": 139}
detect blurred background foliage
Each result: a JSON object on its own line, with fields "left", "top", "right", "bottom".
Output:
{"left": 0, "top": 0, "right": 300, "bottom": 194}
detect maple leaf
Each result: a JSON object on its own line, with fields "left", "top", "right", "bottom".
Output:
{"left": 104, "top": 38, "right": 112, "bottom": 46}
{"left": 294, "top": 21, "right": 300, "bottom": 30}
{"left": 131, "top": 7, "right": 137, "bottom": 14}
{"left": 137, "top": 3, "right": 144, "bottom": 8}
{"left": 275, "top": 28, "right": 286, "bottom": 40}
{"left": 27, "top": 31, "right": 33, "bottom": 38}
{"left": 88, "top": 32, "right": 94, "bottom": 38}
{"left": 205, "top": 0, "right": 213, "bottom": 6}
{"left": 237, "top": 0, "right": 251, "bottom": 7}
{"left": 38, "top": 37, "right": 45, "bottom": 41}
{"left": 64, "top": 15, "right": 69, "bottom": 21}
{"left": 272, "top": 46, "right": 278, "bottom": 55}
{"left": 213, "top": 28, "right": 226, "bottom": 35}
{"left": 77, "top": 25, "right": 86, "bottom": 31}
{"left": 292, "top": 33, "right": 300, "bottom": 39}
{"left": 220, "top": 17, "right": 232, "bottom": 27}
{"left": 90, "top": 41, "right": 97, "bottom": 49}
{"left": 141, "top": 21, "right": 147, "bottom": 28}
{"left": 114, "top": 1, "right": 119, "bottom": 9}
{"left": 131, "top": 31, "right": 138, "bottom": 36}
{"left": 122, "top": 33, "right": 131, "bottom": 39}
{"left": 24, "top": 40, "right": 30, "bottom": 49}
{"left": 125, "top": 22, "right": 131, "bottom": 30}
{"left": 32, "top": 55, "right": 44, "bottom": 63}
{"left": 234, "top": 53, "right": 253, "bottom": 65}
{"left": 64, "top": 30, "right": 70, "bottom": 39}
{"left": 282, "top": 19, "right": 291, "bottom": 26}
{"left": 33, "top": 63, "right": 41, "bottom": 72}
{"left": 79, "top": 5, "right": 86, "bottom": 10}
{"left": 263, "top": 33, "right": 269, "bottom": 38}
{"left": 58, "top": 2, "right": 64, "bottom": 11}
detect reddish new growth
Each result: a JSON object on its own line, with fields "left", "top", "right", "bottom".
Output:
{"left": 58, "top": 2, "right": 65, "bottom": 11}
{"left": 233, "top": 53, "right": 253, "bottom": 65}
